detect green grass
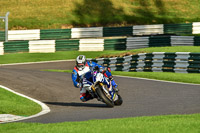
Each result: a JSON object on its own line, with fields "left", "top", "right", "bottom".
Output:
{"left": 1, "top": 114, "right": 200, "bottom": 133}
{"left": 1, "top": 0, "right": 200, "bottom": 29}
{"left": 0, "top": 51, "right": 126, "bottom": 64}
{"left": 112, "top": 71, "right": 200, "bottom": 85}
{"left": 0, "top": 87, "right": 41, "bottom": 116}
{"left": 1, "top": 46, "right": 200, "bottom": 64}
{"left": 101, "top": 46, "right": 200, "bottom": 58}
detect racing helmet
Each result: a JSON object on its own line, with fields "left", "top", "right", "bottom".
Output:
{"left": 76, "top": 55, "right": 86, "bottom": 70}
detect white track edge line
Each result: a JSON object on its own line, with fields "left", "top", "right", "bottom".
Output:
{"left": 0, "top": 85, "right": 50, "bottom": 123}
{"left": 0, "top": 59, "right": 75, "bottom": 66}
{"left": 114, "top": 75, "right": 200, "bottom": 86}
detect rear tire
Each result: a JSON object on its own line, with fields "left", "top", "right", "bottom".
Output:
{"left": 96, "top": 85, "right": 114, "bottom": 107}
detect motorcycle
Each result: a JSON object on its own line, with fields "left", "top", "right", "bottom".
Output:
{"left": 81, "top": 67, "right": 123, "bottom": 107}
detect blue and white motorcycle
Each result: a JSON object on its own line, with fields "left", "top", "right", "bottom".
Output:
{"left": 81, "top": 67, "right": 123, "bottom": 107}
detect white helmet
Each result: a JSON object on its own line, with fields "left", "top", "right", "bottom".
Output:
{"left": 76, "top": 55, "right": 86, "bottom": 70}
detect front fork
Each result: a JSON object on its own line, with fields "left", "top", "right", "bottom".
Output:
{"left": 99, "top": 82, "right": 118, "bottom": 101}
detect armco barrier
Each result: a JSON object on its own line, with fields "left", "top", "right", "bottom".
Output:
{"left": 0, "top": 31, "right": 5, "bottom": 41}
{"left": 103, "top": 26, "right": 133, "bottom": 37}
{"left": 0, "top": 35, "right": 200, "bottom": 55}
{"left": 133, "top": 24, "right": 164, "bottom": 35}
{"left": 164, "top": 23, "right": 193, "bottom": 35}
{"left": 55, "top": 40, "right": 79, "bottom": 51}
{"left": 79, "top": 39, "right": 104, "bottom": 51}
{"left": 4, "top": 41, "right": 29, "bottom": 53}
{"left": 29, "top": 40, "right": 55, "bottom": 53}
{"left": 126, "top": 36, "right": 200, "bottom": 50}
{"left": 149, "top": 36, "right": 171, "bottom": 47}
{"left": 194, "top": 36, "right": 200, "bottom": 46}
{"left": 104, "top": 39, "right": 126, "bottom": 50}
{"left": 2, "top": 22, "right": 200, "bottom": 41}
{"left": 8, "top": 29, "right": 40, "bottom": 41}
{"left": 40, "top": 29, "right": 71, "bottom": 40}
{"left": 0, "top": 42, "right": 3, "bottom": 55}
{"left": 87, "top": 52, "right": 200, "bottom": 73}
{"left": 193, "top": 22, "right": 200, "bottom": 34}
{"left": 71, "top": 27, "right": 103, "bottom": 38}
{"left": 126, "top": 37, "right": 149, "bottom": 50}
{"left": 171, "top": 36, "right": 194, "bottom": 46}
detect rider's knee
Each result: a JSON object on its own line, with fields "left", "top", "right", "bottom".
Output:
{"left": 80, "top": 93, "right": 93, "bottom": 102}
{"left": 80, "top": 96, "right": 86, "bottom": 102}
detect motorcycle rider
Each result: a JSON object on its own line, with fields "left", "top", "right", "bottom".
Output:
{"left": 72, "top": 55, "right": 118, "bottom": 102}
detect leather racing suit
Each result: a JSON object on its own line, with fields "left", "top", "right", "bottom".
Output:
{"left": 72, "top": 61, "right": 117, "bottom": 102}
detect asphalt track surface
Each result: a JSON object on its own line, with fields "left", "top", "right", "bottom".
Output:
{"left": 0, "top": 61, "right": 200, "bottom": 123}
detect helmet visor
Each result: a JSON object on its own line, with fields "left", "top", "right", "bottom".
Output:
{"left": 77, "top": 63, "right": 85, "bottom": 70}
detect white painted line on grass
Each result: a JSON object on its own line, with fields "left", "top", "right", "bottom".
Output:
{"left": 0, "top": 85, "right": 50, "bottom": 123}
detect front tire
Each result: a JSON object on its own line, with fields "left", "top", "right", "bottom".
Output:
{"left": 114, "top": 95, "right": 123, "bottom": 106}
{"left": 96, "top": 85, "right": 114, "bottom": 107}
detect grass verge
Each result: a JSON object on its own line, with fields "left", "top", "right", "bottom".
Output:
{"left": 0, "top": 87, "right": 42, "bottom": 116}
{"left": 0, "top": 46, "right": 200, "bottom": 64}
{"left": 100, "top": 46, "right": 200, "bottom": 58}
{"left": 112, "top": 71, "right": 200, "bottom": 85}
{"left": 1, "top": 114, "right": 200, "bottom": 133}
{"left": 0, "top": 51, "right": 126, "bottom": 64}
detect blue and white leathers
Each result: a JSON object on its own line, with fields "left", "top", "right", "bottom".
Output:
{"left": 72, "top": 61, "right": 118, "bottom": 102}
{"left": 72, "top": 61, "right": 102, "bottom": 88}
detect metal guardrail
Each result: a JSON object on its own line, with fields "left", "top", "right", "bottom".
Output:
{"left": 3, "top": 22, "right": 200, "bottom": 41}
{"left": 88, "top": 52, "right": 200, "bottom": 73}
{"left": 0, "top": 36, "right": 200, "bottom": 55}
{"left": 29, "top": 40, "right": 56, "bottom": 53}
{"left": 3, "top": 41, "right": 29, "bottom": 53}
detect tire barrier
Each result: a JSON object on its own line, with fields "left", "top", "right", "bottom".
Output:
{"left": 1, "top": 22, "right": 200, "bottom": 41}
{"left": 87, "top": 52, "right": 200, "bottom": 73}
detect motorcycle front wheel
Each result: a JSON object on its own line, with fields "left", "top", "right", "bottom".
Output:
{"left": 96, "top": 84, "right": 114, "bottom": 107}
{"left": 114, "top": 95, "right": 123, "bottom": 106}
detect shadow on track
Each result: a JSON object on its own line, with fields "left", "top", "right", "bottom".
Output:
{"left": 45, "top": 102, "right": 109, "bottom": 108}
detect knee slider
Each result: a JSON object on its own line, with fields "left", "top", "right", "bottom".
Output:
{"left": 80, "top": 96, "right": 86, "bottom": 102}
